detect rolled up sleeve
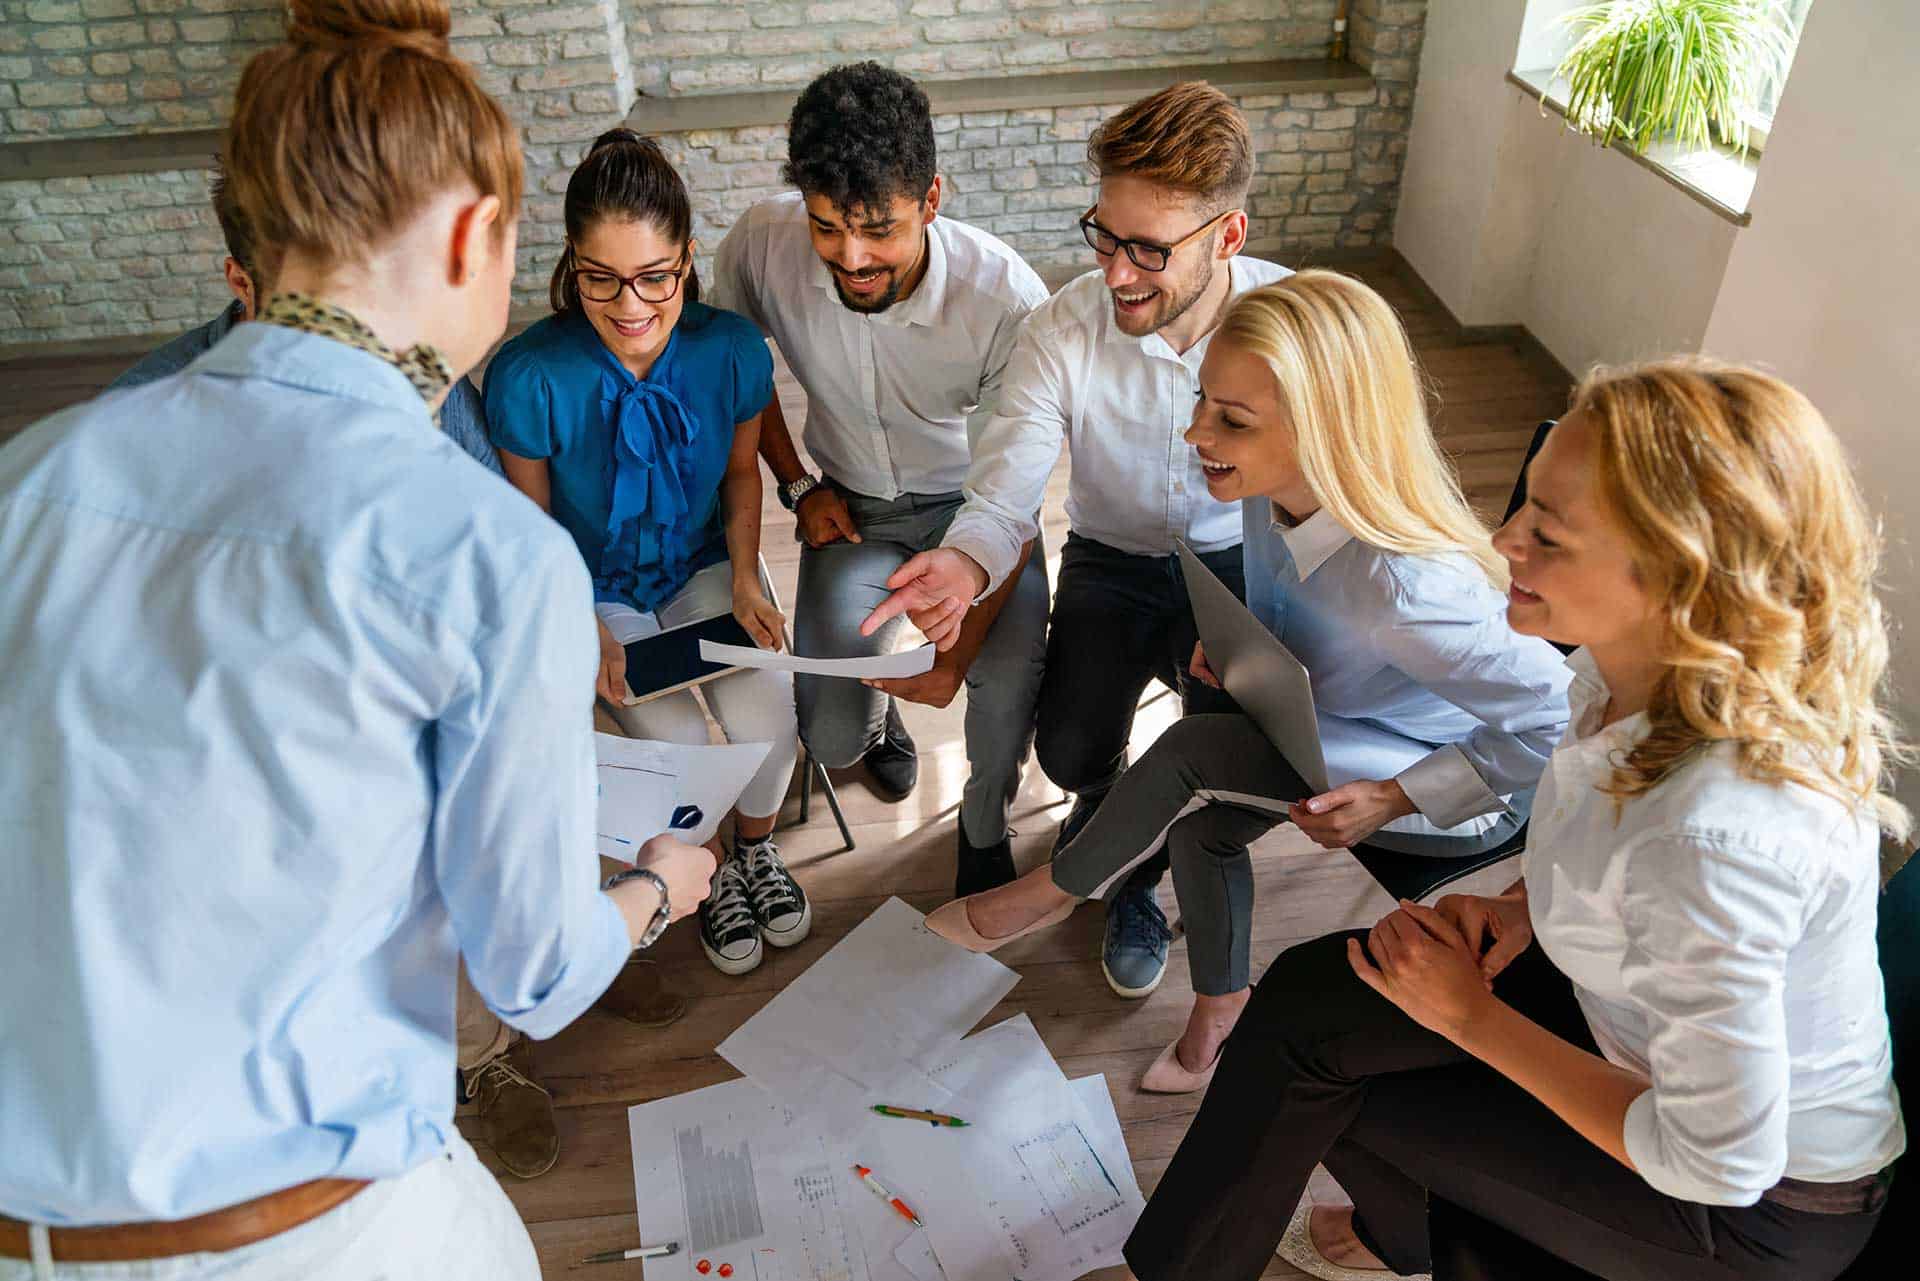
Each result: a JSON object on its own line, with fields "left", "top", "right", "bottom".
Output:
{"left": 943, "top": 323, "right": 1067, "bottom": 594}
{"left": 1617, "top": 834, "right": 1803, "bottom": 1204}
{"left": 430, "top": 533, "right": 629, "bottom": 1041}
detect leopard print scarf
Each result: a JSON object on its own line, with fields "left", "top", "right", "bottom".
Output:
{"left": 258, "top": 293, "right": 453, "bottom": 416}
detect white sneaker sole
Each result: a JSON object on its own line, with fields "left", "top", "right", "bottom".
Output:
{"left": 1102, "top": 952, "right": 1167, "bottom": 999}
{"left": 702, "top": 936, "right": 764, "bottom": 976}
{"left": 760, "top": 898, "right": 813, "bottom": 949}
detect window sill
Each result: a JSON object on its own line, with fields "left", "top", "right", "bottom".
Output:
{"left": 1508, "top": 67, "right": 1755, "bottom": 228}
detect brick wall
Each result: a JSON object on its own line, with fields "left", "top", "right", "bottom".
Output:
{"left": 0, "top": 0, "right": 1427, "bottom": 345}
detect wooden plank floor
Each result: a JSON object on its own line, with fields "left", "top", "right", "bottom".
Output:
{"left": 0, "top": 257, "right": 1568, "bottom": 1278}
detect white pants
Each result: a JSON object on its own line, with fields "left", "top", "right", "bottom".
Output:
{"left": 600, "top": 562, "right": 799, "bottom": 821}
{"left": 4, "top": 1133, "right": 537, "bottom": 1281}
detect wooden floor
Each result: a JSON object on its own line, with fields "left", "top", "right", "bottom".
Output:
{"left": 0, "top": 256, "right": 1569, "bottom": 1278}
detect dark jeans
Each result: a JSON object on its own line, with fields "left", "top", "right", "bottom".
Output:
{"left": 1125, "top": 931, "right": 1885, "bottom": 1281}
{"left": 1034, "top": 534, "right": 1243, "bottom": 895}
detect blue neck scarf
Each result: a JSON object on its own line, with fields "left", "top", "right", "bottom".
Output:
{"left": 571, "top": 312, "right": 700, "bottom": 605}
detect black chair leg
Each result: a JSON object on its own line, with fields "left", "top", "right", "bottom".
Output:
{"left": 799, "top": 748, "right": 814, "bottom": 823}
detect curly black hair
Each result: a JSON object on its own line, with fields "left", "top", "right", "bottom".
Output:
{"left": 783, "top": 62, "right": 937, "bottom": 216}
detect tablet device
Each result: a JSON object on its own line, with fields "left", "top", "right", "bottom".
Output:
{"left": 620, "top": 612, "right": 761, "bottom": 706}
{"left": 1177, "top": 540, "right": 1331, "bottom": 793}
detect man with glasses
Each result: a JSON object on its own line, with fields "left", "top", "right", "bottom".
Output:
{"left": 871, "top": 83, "right": 1291, "bottom": 997}
{"left": 711, "top": 63, "right": 1052, "bottom": 895}
{"left": 107, "top": 160, "right": 500, "bottom": 477}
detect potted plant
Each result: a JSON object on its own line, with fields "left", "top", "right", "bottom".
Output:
{"left": 1553, "top": 0, "right": 1797, "bottom": 153}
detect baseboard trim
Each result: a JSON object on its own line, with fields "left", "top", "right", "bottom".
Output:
{"left": 1384, "top": 248, "right": 1574, "bottom": 388}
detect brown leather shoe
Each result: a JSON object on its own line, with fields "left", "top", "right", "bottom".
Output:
{"left": 594, "top": 955, "right": 687, "bottom": 1028}
{"left": 466, "top": 1037, "right": 559, "bottom": 1180}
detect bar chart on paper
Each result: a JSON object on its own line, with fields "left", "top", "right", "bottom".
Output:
{"left": 677, "top": 1125, "right": 766, "bottom": 1252}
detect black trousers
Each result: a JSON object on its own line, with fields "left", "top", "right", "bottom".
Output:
{"left": 1034, "top": 534, "right": 1242, "bottom": 890}
{"left": 1125, "top": 931, "right": 1884, "bottom": 1281}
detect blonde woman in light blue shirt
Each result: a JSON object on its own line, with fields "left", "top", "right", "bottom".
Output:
{"left": 928, "top": 271, "right": 1571, "bottom": 1094}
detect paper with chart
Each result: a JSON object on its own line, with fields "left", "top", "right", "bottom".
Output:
{"left": 718, "top": 897, "right": 1021, "bottom": 1123}
{"left": 596, "top": 733, "right": 773, "bottom": 852}
{"left": 698, "top": 639, "right": 938, "bottom": 680}
{"left": 875, "top": 1017, "right": 1145, "bottom": 1281}
{"left": 630, "top": 1077, "right": 878, "bottom": 1281}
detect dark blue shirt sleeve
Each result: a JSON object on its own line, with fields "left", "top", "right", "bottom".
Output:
{"left": 482, "top": 350, "right": 558, "bottom": 460}
{"left": 728, "top": 322, "right": 776, "bottom": 428}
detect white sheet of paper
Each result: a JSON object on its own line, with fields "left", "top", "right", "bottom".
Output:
{"left": 595, "top": 733, "right": 773, "bottom": 852}
{"left": 894, "top": 1231, "right": 945, "bottom": 1281}
{"left": 876, "top": 1016, "right": 1145, "bottom": 1281}
{"left": 628, "top": 1077, "right": 877, "bottom": 1281}
{"left": 698, "top": 640, "right": 937, "bottom": 680}
{"left": 718, "top": 898, "right": 1020, "bottom": 1124}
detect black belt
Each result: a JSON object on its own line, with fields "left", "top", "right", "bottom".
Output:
{"left": 1759, "top": 1167, "right": 1895, "bottom": 1215}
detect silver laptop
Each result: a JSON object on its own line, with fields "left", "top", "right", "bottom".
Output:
{"left": 1177, "top": 540, "right": 1330, "bottom": 794}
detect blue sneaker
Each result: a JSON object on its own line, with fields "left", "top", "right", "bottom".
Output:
{"left": 1102, "top": 880, "right": 1171, "bottom": 998}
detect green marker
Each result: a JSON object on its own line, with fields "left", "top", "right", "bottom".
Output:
{"left": 872, "top": 1104, "right": 970, "bottom": 1127}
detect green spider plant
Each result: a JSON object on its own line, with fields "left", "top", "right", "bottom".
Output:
{"left": 1553, "top": 0, "right": 1797, "bottom": 154}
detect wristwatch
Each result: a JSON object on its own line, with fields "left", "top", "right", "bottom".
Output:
{"left": 603, "top": 866, "right": 672, "bottom": 950}
{"left": 778, "top": 473, "right": 822, "bottom": 511}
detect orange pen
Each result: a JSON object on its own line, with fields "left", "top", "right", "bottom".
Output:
{"left": 852, "top": 1164, "right": 924, "bottom": 1228}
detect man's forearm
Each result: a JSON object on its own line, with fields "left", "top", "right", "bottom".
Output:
{"left": 755, "top": 395, "right": 809, "bottom": 487}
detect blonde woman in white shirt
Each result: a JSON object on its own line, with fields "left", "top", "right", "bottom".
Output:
{"left": 1120, "top": 357, "right": 1906, "bottom": 1281}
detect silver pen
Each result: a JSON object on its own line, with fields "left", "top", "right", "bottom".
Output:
{"left": 582, "top": 1241, "right": 681, "bottom": 1264}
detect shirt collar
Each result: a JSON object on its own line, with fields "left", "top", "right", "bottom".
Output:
{"left": 1560, "top": 648, "right": 1651, "bottom": 750}
{"left": 207, "top": 297, "right": 246, "bottom": 343}
{"left": 1273, "top": 504, "right": 1353, "bottom": 579}
{"left": 191, "top": 322, "right": 440, "bottom": 420}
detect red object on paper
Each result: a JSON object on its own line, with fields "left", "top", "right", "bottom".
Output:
{"left": 719, "top": 1267, "right": 734, "bottom": 1278}
{"left": 696, "top": 1261, "right": 712, "bottom": 1275}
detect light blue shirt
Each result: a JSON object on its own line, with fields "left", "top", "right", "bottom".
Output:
{"left": 105, "top": 303, "right": 502, "bottom": 478}
{"left": 0, "top": 323, "right": 631, "bottom": 1226}
{"left": 1241, "top": 501, "right": 1572, "bottom": 842}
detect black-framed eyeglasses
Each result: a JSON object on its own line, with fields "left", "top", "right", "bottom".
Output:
{"left": 1078, "top": 205, "right": 1238, "bottom": 272}
{"left": 570, "top": 245, "right": 691, "bottom": 304}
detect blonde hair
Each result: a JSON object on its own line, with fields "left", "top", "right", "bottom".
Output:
{"left": 1216, "top": 270, "right": 1506, "bottom": 586}
{"left": 1087, "top": 81, "right": 1253, "bottom": 212}
{"left": 1573, "top": 357, "right": 1911, "bottom": 838}
{"left": 224, "top": 0, "right": 524, "bottom": 271}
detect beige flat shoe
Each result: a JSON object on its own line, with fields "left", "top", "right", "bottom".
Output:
{"left": 1275, "top": 1199, "right": 1431, "bottom": 1281}
{"left": 924, "top": 895, "right": 1077, "bottom": 952}
{"left": 1138, "top": 1036, "right": 1223, "bottom": 1094}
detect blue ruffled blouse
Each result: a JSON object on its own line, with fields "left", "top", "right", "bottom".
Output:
{"left": 484, "top": 302, "right": 775, "bottom": 612}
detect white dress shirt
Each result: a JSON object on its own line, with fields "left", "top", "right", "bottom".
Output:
{"left": 943, "top": 257, "right": 1293, "bottom": 593}
{"left": 1243, "top": 503, "right": 1571, "bottom": 840}
{"left": 709, "top": 191, "right": 1049, "bottom": 500}
{"left": 1527, "top": 650, "right": 1905, "bottom": 1206}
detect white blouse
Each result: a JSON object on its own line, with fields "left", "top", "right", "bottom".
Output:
{"left": 1526, "top": 650, "right": 1905, "bottom": 1205}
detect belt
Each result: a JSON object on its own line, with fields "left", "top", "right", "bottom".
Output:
{"left": 1759, "top": 1167, "right": 1895, "bottom": 1216}
{"left": 0, "top": 1179, "right": 369, "bottom": 1262}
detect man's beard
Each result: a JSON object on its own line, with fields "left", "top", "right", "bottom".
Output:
{"left": 1113, "top": 257, "right": 1216, "bottom": 337}
{"left": 832, "top": 266, "right": 905, "bottom": 314}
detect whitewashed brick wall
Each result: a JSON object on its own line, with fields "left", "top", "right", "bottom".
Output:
{"left": 0, "top": 0, "right": 1427, "bottom": 344}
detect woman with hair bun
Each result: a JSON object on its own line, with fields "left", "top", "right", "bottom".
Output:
{"left": 0, "top": 3, "right": 711, "bottom": 1274}
{"left": 486, "top": 128, "right": 808, "bottom": 982}
{"left": 1123, "top": 357, "right": 1906, "bottom": 1281}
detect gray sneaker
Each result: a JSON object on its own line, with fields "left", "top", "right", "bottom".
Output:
{"left": 1102, "top": 880, "right": 1171, "bottom": 998}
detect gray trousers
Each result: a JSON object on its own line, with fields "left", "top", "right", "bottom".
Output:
{"left": 1049, "top": 714, "right": 1525, "bottom": 995}
{"left": 793, "top": 482, "right": 1049, "bottom": 847}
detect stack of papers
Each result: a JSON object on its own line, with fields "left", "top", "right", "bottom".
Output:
{"left": 628, "top": 899, "right": 1145, "bottom": 1281}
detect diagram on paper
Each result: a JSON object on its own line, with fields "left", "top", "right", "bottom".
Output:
{"left": 1010, "top": 1122, "right": 1124, "bottom": 1235}
{"left": 632, "top": 1079, "right": 873, "bottom": 1281}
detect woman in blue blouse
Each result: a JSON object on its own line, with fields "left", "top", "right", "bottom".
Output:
{"left": 485, "top": 130, "right": 805, "bottom": 979}
{"left": 928, "top": 272, "right": 1572, "bottom": 1090}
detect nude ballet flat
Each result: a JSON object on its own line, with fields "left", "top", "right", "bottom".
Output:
{"left": 1275, "top": 1199, "right": 1431, "bottom": 1281}
{"left": 924, "top": 896, "right": 1077, "bottom": 952}
{"left": 1138, "top": 1036, "right": 1223, "bottom": 1094}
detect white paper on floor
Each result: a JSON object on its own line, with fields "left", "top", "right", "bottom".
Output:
{"left": 873, "top": 1017, "right": 1145, "bottom": 1281}
{"left": 717, "top": 897, "right": 1020, "bottom": 1125}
